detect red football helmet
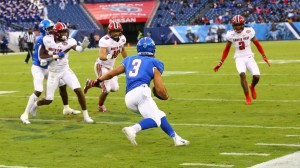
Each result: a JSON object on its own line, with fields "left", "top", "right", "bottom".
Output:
{"left": 53, "top": 22, "right": 69, "bottom": 41}
{"left": 107, "top": 21, "right": 123, "bottom": 40}
{"left": 231, "top": 15, "right": 245, "bottom": 33}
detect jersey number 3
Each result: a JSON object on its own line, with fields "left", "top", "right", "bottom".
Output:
{"left": 239, "top": 41, "right": 245, "bottom": 50}
{"left": 129, "top": 59, "right": 142, "bottom": 77}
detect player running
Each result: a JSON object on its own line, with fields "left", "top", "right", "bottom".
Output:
{"left": 214, "top": 15, "right": 270, "bottom": 105}
{"left": 94, "top": 37, "right": 190, "bottom": 146}
{"left": 83, "top": 21, "right": 127, "bottom": 112}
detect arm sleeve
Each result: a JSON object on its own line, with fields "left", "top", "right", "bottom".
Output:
{"left": 220, "top": 42, "right": 231, "bottom": 62}
{"left": 253, "top": 40, "right": 265, "bottom": 56}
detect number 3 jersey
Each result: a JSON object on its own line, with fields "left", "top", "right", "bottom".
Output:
{"left": 97, "top": 34, "right": 126, "bottom": 68}
{"left": 225, "top": 27, "right": 255, "bottom": 58}
{"left": 122, "top": 55, "right": 164, "bottom": 93}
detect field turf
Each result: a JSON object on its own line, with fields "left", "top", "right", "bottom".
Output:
{"left": 0, "top": 40, "right": 299, "bottom": 168}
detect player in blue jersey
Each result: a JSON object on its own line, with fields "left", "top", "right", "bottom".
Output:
{"left": 20, "top": 19, "right": 80, "bottom": 124}
{"left": 95, "top": 37, "right": 190, "bottom": 146}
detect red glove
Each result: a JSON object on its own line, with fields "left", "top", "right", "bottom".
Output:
{"left": 263, "top": 56, "right": 270, "bottom": 66}
{"left": 214, "top": 61, "right": 223, "bottom": 72}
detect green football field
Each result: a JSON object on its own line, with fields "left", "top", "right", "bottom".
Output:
{"left": 0, "top": 40, "right": 299, "bottom": 168}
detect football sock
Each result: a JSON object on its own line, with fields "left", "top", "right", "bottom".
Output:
{"left": 138, "top": 118, "right": 157, "bottom": 130}
{"left": 82, "top": 110, "right": 90, "bottom": 118}
{"left": 160, "top": 116, "right": 176, "bottom": 138}
{"left": 132, "top": 124, "right": 142, "bottom": 133}
{"left": 24, "top": 93, "right": 38, "bottom": 114}
{"left": 244, "top": 90, "right": 250, "bottom": 98}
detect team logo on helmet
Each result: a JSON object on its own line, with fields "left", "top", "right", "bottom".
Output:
{"left": 231, "top": 15, "right": 245, "bottom": 33}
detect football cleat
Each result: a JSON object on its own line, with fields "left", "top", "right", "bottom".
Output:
{"left": 63, "top": 108, "right": 81, "bottom": 115}
{"left": 83, "top": 79, "right": 92, "bottom": 94}
{"left": 173, "top": 136, "right": 190, "bottom": 147}
{"left": 249, "top": 84, "right": 256, "bottom": 99}
{"left": 20, "top": 113, "right": 31, "bottom": 124}
{"left": 122, "top": 127, "right": 137, "bottom": 146}
{"left": 99, "top": 105, "right": 110, "bottom": 112}
{"left": 29, "top": 103, "right": 38, "bottom": 117}
{"left": 245, "top": 96, "right": 252, "bottom": 105}
{"left": 84, "top": 117, "right": 94, "bottom": 124}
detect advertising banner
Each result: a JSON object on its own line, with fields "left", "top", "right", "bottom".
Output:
{"left": 84, "top": 1, "right": 157, "bottom": 24}
{"left": 144, "top": 22, "right": 299, "bottom": 45}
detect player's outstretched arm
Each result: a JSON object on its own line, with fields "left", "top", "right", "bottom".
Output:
{"left": 214, "top": 42, "right": 231, "bottom": 72}
{"left": 39, "top": 46, "right": 63, "bottom": 60}
{"left": 153, "top": 68, "right": 169, "bottom": 100}
{"left": 72, "top": 37, "right": 90, "bottom": 52}
{"left": 99, "top": 47, "right": 112, "bottom": 60}
{"left": 121, "top": 47, "right": 128, "bottom": 58}
{"left": 96, "top": 65, "right": 125, "bottom": 85}
{"left": 252, "top": 37, "right": 270, "bottom": 66}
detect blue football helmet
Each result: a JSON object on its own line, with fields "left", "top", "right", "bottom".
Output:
{"left": 137, "top": 37, "right": 156, "bottom": 56}
{"left": 38, "top": 19, "right": 54, "bottom": 36}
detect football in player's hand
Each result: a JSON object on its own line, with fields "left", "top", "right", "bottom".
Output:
{"left": 152, "top": 87, "right": 164, "bottom": 100}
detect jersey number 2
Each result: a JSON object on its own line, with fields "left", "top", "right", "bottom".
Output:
{"left": 129, "top": 59, "right": 141, "bottom": 77}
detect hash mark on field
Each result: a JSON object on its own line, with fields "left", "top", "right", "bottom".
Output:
{"left": 0, "top": 165, "right": 36, "bottom": 168}
{"left": 256, "top": 143, "right": 300, "bottom": 147}
{"left": 220, "top": 152, "right": 270, "bottom": 156}
{"left": 286, "top": 135, "right": 300, "bottom": 137}
{"left": 180, "top": 163, "right": 234, "bottom": 167}
{"left": 0, "top": 91, "right": 17, "bottom": 95}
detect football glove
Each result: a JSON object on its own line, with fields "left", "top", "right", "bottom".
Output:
{"left": 40, "top": 59, "right": 47, "bottom": 66}
{"left": 214, "top": 61, "right": 223, "bottom": 72}
{"left": 57, "top": 51, "right": 65, "bottom": 58}
{"left": 106, "top": 53, "right": 113, "bottom": 59}
{"left": 79, "top": 37, "right": 89, "bottom": 50}
{"left": 94, "top": 79, "right": 103, "bottom": 86}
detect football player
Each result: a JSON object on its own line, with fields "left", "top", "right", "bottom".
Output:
{"left": 214, "top": 15, "right": 270, "bottom": 105}
{"left": 20, "top": 19, "right": 80, "bottom": 124}
{"left": 94, "top": 37, "right": 190, "bottom": 146}
{"left": 29, "top": 22, "right": 94, "bottom": 123}
{"left": 83, "top": 21, "right": 128, "bottom": 112}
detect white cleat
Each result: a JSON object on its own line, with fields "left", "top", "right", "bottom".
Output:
{"left": 29, "top": 104, "right": 37, "bottom": 117}
{"left": 84, "top": 117, "right": 94, "bottom": 124}
{"left": 122, "top": 127, "right": 137, "bottom": 146}
{"left": 20, "top": 114, "right": 31, "bottom": 124}
{"left": 173, "top": 136, "right": 190, "bottom": 147}
{"left": 63, "top": 108, "right": 81, "bottom": 115}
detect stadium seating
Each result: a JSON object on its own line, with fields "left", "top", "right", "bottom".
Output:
{"left": 47, "top": 0, "right": 98, "bottom": 30}
{"left": 151, "top": 0, "right": 207, "bottom": 27}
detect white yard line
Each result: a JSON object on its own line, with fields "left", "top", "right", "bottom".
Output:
{"left": 285, "top": 135, "right": 300, "bottom": 137}
{"left": 1, "top": 118, "right": 300, "bottom": 130}
{"left": 180, "top": 163, "right": 234, "bottom": 167}
{"left": 256, "top": 143, "right": 300, "bottom": 147}
{"left": 220, "top": 152, "right": 270, "bottom": 156}
{"left": 1, "top": 94, "right": 300, "bottom": 103}
{"left": 0, "top": 165, "right": 35, "bottom": 168}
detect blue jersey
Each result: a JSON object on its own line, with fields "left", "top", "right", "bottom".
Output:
{"left": 32, "top": 35, "right": 49, "bottom": 69}
{"left": 122, "top": 55, "right": 164, "bottom": 93}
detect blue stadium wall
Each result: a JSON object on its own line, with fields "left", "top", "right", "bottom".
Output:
{"left": 144, "top": 22, "right": 300, "bottom": 45}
